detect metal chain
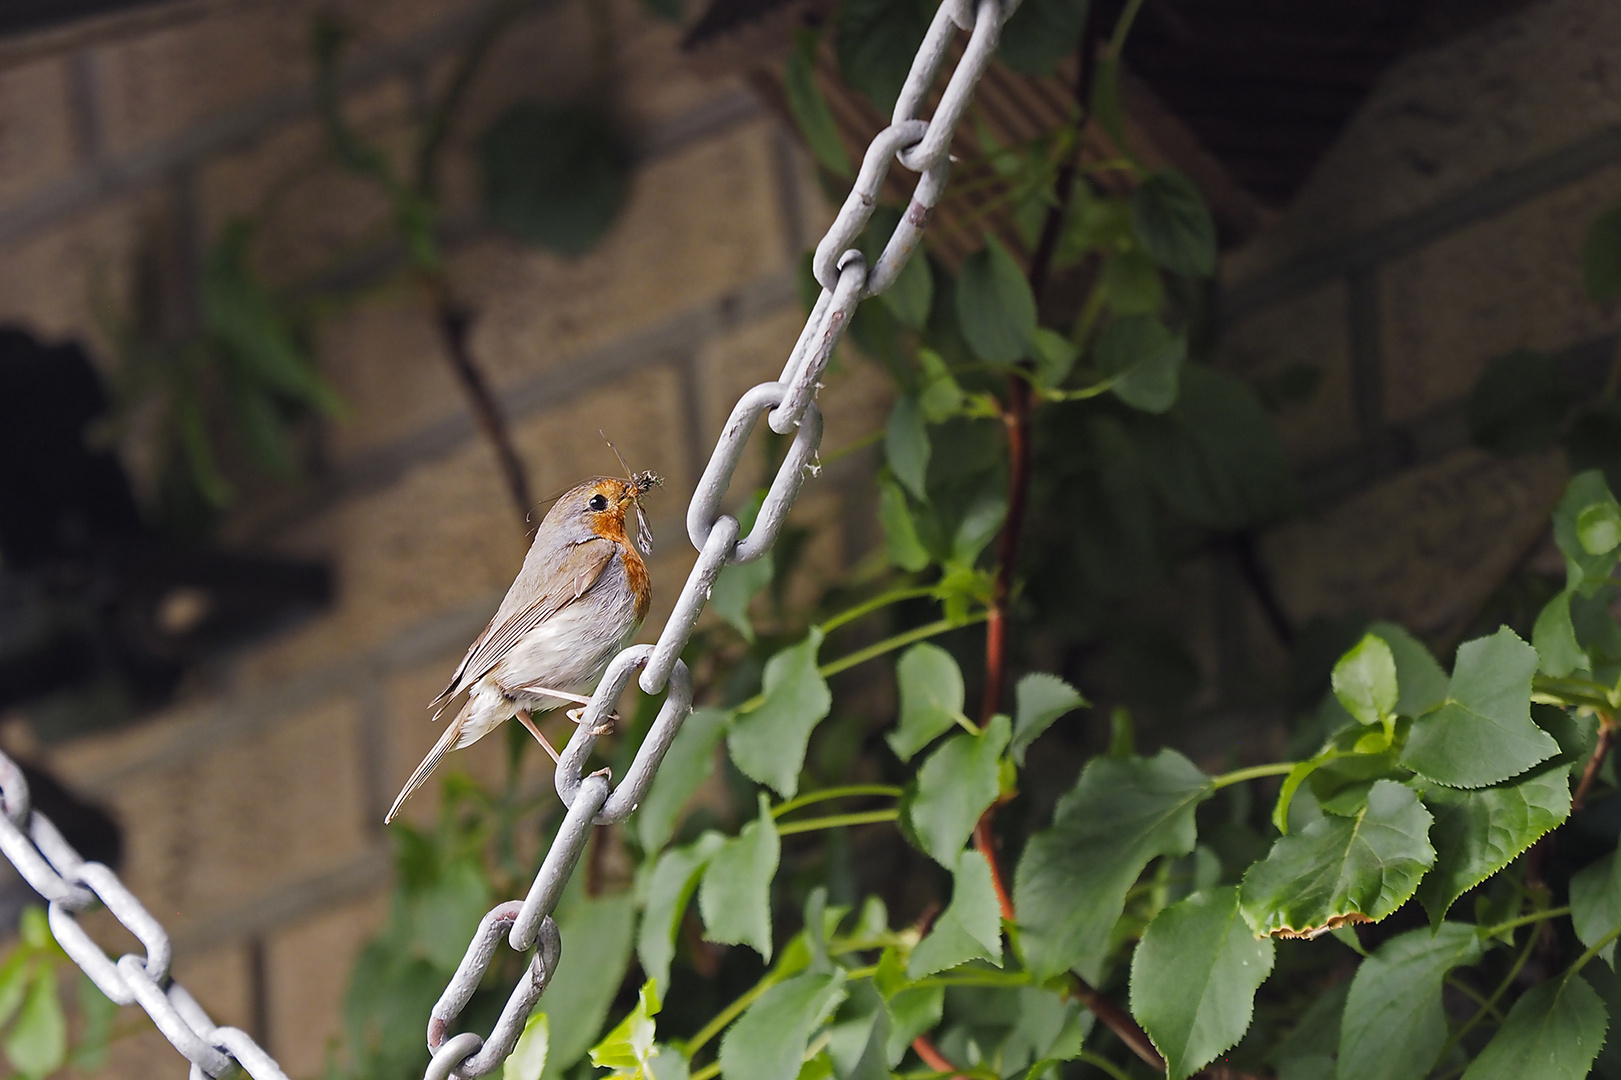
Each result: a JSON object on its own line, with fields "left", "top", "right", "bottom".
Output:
{"left": 0, "top": 1, "right": 1015, "bottom": 1076}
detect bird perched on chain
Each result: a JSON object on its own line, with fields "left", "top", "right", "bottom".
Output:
{"left": 385, "top": 469, "right": 661, "bottom": 823}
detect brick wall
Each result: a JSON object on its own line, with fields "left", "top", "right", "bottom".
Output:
{"left": 0, "top": 1, "right": 880, "bottom": 1074}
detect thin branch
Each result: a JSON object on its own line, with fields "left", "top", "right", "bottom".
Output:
{"left": 1574, "top": 712, "right": 1617, "bottom": 811}
{"left": 911, "top": 1036, "right": 966, "bottom": 1079}
{"left": 1066, "top": 975, "right": 1165, "bottom": 1071}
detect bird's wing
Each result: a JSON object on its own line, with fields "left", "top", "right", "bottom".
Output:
{"left": 431, "top": 538, "right": 616, "bottom": 711}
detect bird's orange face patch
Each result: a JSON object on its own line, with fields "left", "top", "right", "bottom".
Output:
{"left": 584, "top": 477, "right": 654, "bottom": 621}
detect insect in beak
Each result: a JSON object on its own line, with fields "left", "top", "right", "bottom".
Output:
{"left": 629, "top": 471, "right": 662, "bottom": 556}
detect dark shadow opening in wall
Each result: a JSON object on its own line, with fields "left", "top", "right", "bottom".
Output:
{"left": 0, "top": 0, "right": 167, "bottom": 40}
{"left": 0, "top": 326, "right": 332, "bottom": 743}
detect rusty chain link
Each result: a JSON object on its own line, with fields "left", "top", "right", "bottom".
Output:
{"left": 0, "top": 1, "right": 1015, "bottom": 1075}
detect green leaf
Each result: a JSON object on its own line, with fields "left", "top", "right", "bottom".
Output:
{"left": 1090, "top": 56, "right": 1128, "bottom": 156}
{"left": 1014, "top": 750, "right": 1211, "bottom": 979}
{"left": 885, "top": 396, "right": 931, "bottom": 502}
{"left": 887, "top": 643, "right": 967, "bottom": 762}
{"left": 907, "top": 850, "right": 1004, "bottom": 978}
{"left": 719, "top": 972, "right": 848, "bottom": 1080}
{"left": 699, "top": 797, "right": 781, "bottom": 961}
{"left": 1095, "top": 315, "right": 1185, "bottom": 414}
{"left": 1129, "top": 886, "right": 1275, "bottom": 1080}
{"left": 1030, "top": 328, "right": 1079, "bottom": 389}
{"left": 1009, "top": 673, "right": 1087, "bottom": 764}
{"left": 1467, "top": 350, "right": 1572, "bottom": 456}
{"left": 823, "top": 985, "right": 890, "bottom": 1080}
{"left": 1580, "top": 500, "right": 1621, "bottom": 555}
{"left": 1533, "top": 590, "right": 1588, "bottom": 677}
{"left": 541, "top": 891, "right": 637, "bottom": 1079}
{"left": 1132, "top": 170, "right": 1216, "bottom": 277}
{"left": 712, "top": 559, "right": 773, "bottom": 643}
{"left": 591, "top": 982, "right": 661, "bottom": 1074}
{"left": 1100, "top": 249, "right": 1165, "bottom": 315}
{"left": 1571, "top": 851, "right": 1621, "bottom": 968}
{"left": 1583, "top": 204, "right": 1621, "bottom": 303}
{"left": 411, "top": 858, "right": 492, "bottom": 971}
{"left": 834, "top": 0, "right": 930, "bottom": 113}
{"left": 785, "top": 29, "right": 852, "bottom": 178}
{"left": 1459, "top": 975, "right": 1608, "bottom": 1080}
{"left": 635, "top": 707, "right": 730, "bottom": 853}
{"left": 877, "top": 475, "right": 930, "bottom": 572}
{"left": 4, "top": 968, "right": 64, "bottom": 1079}
{"left": 1332, "top": 634, "right": 1398, "bottom": 726}
{"left": 916, "top": 349, "right": 966, "bottom": 422}
{"left": 1368, "top": 622, "right": 1449, "bottom": 716}
{"left": 864, "top": 209, "right": 933, "bottom": 331}
{"left": 905, "top": 716, "right": 1011, "bottom": 866}
{"left": 1337, "top": 922, "right": 1484, "bottom": 1080}
{"left": 997, "top": 0, "right": 1088, "bottom": 76}
{"left": 883, "top": 985, "right": 944, "bottom": 1066}
{"left": 639, "top": 833, "right": 727, "bottom": 995}
{"left": 480, "top": 102, "right": 630, "bottom": 256}
{"left": 956, "top": 239, "right": 1037, "bottom": 365}
{"left": 729, "top": 629, "right": 832, "bottom": 798}
{"left": 1239, "top": 780, "right": 1435, "bottom": 938}
{"left": 0, "top": 950, "right": 31, "bottom": 1030}
{"left": 952, "top": 492, "right": 1007, "bottom": 565}
{"left": 1401, "top": 628, "right": 1557, "bottom": 788}
{"left": 506, "top": 1013, "right": 550, "bottom": 1080}
{"left": 1553, "top": 470, "right": 1621, "bottom": 594}
{"left": 69, "top": 973, "right": 115, "bottom": 1072}
{"left": 1415, "top": 765, "right": 1570, "bottom": 925}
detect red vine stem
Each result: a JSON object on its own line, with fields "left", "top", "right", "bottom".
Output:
{"left": 911, "top": 1036, "right": 966, "bottom": 1077}
{"left": 1574, "top": 712, "right": 1616, "bottom": 812}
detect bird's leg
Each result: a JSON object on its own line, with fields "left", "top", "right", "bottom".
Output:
{"left": 566, "top": 707, "right": 616, "bottom": 738}
{"left": 514, "top": 709, "right": 562, "bottom": 764}
{"left": 508, "top": 681, "right": 620, "bottom": 732}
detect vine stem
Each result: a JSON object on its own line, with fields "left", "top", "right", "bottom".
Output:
{"left": 911, "top": 1035, "right": 967, "bottom": 1079}
{"left": 1481, "top": 905, "right": 1571, "bottom": 938}
{"left": 820, "top": 585, "right": 938, "bottom": 635}
{"left": 771, "top": 785, "right": 903, "bottom": 818}
{"left": 1434, "top": 922, "right": 1540, "bottom": 1064}
{"left": 1209, "top": 762, "right": 1297, "bottom": 788}
{"left": 776, "top": 809, "right": 899, "bottom": 836}
{"left": 1573, "top": 711, "right": 1616, "bottom": 811}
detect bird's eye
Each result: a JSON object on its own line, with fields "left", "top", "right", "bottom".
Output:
{"left": 588, "top": 493, "right": 609, "bottom": 512}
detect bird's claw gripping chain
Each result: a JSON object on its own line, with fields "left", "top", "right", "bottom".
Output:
{"left": 0, "top": 0, "right": 1018, "bottom": 1075}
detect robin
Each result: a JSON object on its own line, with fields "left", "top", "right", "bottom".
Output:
{"left": 385, "top": 470, "right": 660, "bottom": 823}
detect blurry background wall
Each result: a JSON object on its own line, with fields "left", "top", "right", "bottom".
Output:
{"left": 0, "top": 0, "right": 1613, "bottom": 1074}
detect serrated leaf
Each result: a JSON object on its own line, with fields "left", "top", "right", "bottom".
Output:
{"left": 1401, "top": 628, "right": 1556, "bottom": 788}
{"left": 784, "top": 29, "right": 851, "bottom": 178}
{"left": 719, "top": 971, "right": 848, "bottom": 1080}
{"left": 951, "top": 492, "right": 1007, "bottom": 564}
{"left": 883, "top": 985, "right": 943, "bottom": 1066}
{"left": 5, "top": 968, "right": 64, "bottom": 1079}
{"left": 713, "top": 557, "right": 774, "bottom": 643}
{"left": 1239, "top": 780, "right": 1435, "bottom": 938}
{"left": 635, "top": 708, "right": 729, "bottom": 853}
{"left": 888, "top": 643, "right": 966, "bottom": 762}
{"left": 1095, "top": 315, "right": 1184, "bottom": 414}
{"left": 1009, "top": 673, "right": 1087, "bottom": 763}
{"left": 1580, "top": 500, "right": 1621, "bottom": 555}
{"left": 1014, "top": 750, "right": 1211, "bottom": 979}
{"left": 833, "top": 0, "right": 930, "bottom": 114}
{"left": 1571, "top": 851, "right": 1621, "bottom": 968}
{"left": 1337, "top": 923, "right": 1484, "bottom": 1080}
{"left": 1030, "top": 327, "right": 1079, "bottom": 389}
{"left": 1130, "top": 886, "right": 1275, "bottom": 1080}
{"left": 505, "top": 1011, "right": 549, "bottom": 1080}
{"left": 699, "top": 797, "right": 780, "bottom": 961}
{"left": 639, "top": 833, "right": 727, "bottom": 995}
{"left": 1131, "top": 170, "right": 1216, "bottom": 277}
{"left": 729, "top": 629, "right": 832, "bottom": 798}
{"left": 907, "top": 850, "right": 1004, "bottom": 977}
{"left": 1459, "top": 975, "right": 1608, "bottom": 1080}
{"left": 1367, "top": 621, "right": 1449, "bottom": 717}
{"left": 906, "top": 716, "right": 1011, "bottom": 866}
{"left": 885, "top": 396, "right": 931, "bottom": 502}
{"left": 823, "top": 984, "right": 890, "bottom": 1080}
{"left": 1554, "top": 470, "right": 1621, "bottom": 594}
{"left": 1533, "top": 590, "right": 1588, "bottom": 677}
{"left": 591, "top": 981, "right": 660, "bottom": 1074}
{"left": 1332, "top": 634, "right": 1398, "bottom": 726}
{"left": 1584, "top": 204, "right": 1621, "bottom": 304}
{"left": 956, "top": 239, "right": 1037, "bottom": 365}
{"left": 541, "top": 891, "right": 637, "bottom": 1079}
{"left": 1415, "top": 766, "right": 1570, "bottom": 925}
{"left": 997, "top": 0, "right": 1089, "bottom": 76}
{"left": 877, "top": 474, "right": 930, "bottom": 572}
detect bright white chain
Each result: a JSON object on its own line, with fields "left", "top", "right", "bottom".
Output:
{"left": 0, "top": 1, "right": 1017, "bottom": 1076}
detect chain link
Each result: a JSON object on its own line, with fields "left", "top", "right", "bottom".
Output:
{"left": 0, "top": 2, "right": 1016, "bottom": 1075}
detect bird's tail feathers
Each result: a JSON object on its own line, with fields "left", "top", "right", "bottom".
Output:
{"left": 385, "top": 709, "right": 465, "bottom": 824}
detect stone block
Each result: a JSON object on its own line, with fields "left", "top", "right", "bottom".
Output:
{"left": 173, "top": 940, "right": 254, "bottom": 1031}
{"left": 1259, "top": 447, "right": 1565, "bottom": 641}
{"left": 96, "top": 696, "right": 369, "bottom": 922}
{"left": 1219, "top": 282, "right": 1358, "bottom": 463}
{"left": 454, "top": 118, "right": 789, "bottom": 389}
{"left": 1227, "top": 0, "right": 1621, "bottom": 281}
{"left": 0, "top": 57, "right": 77, "bottom": 211}
{"left": 264, "top": 887, "right": 391, "bottom": 1078}
{"left": 1380, "top": 161, "right": 1621, "bottom": 423}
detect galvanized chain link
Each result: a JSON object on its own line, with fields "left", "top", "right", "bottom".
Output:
{"left": 0, "top": 2, "right": 1015, "bottom": 1076}
{"left": 0, "top": 755, "right": 292, "bottom": 1080}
